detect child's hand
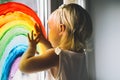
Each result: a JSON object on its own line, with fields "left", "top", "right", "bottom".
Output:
{"left": 34, "top": 23, "right": 43, "bottom": 38}
{"left": 34, "top": 23, "right": 52, "bottom": 49}
{"left": 34, "top": 23, "right": 48, "bottom": 44}
{"left": 28, "top": 30, "right": 40, "bottom": 49}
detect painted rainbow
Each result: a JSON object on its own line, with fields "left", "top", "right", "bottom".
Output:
{"left": 0, "top": 2, "right": 46, "bottom": 80}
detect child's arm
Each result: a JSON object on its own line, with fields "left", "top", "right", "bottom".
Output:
{"left": 19, "top": 47, "right": 59, "bottom": 73}
{"left": 19, "top": 25, "right": 59, "bottom": 73}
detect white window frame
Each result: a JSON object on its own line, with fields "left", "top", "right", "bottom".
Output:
{"left": 36, "top": 0, "right": 51, "bottom": 79}
{"left": 37, "top": 0, "right": 51, "bottom": 35}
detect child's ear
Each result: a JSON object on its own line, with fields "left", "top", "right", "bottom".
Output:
{"left": 59, "top": 24, "right": 66, "bottom": 33}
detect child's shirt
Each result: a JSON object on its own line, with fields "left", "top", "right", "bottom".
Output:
{"left": 45, "top": 50, "right": 88, "bottom": 80}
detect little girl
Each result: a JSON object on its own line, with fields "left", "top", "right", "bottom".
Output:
{"left": 19, "top": 3, "right": 92, "bottom": 80}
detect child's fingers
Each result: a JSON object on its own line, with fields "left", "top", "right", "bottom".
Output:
{"left": 35, "top": 34, "right": 41, "bottom": 43}
{"left": 34, "top": 23, "right": 41, "bottom": 32}
{"left": 34, "top": 23, "right": 43, "bottom": 34}
{"left": 27, "top": 30, "right": 35, "bottom": 41}
{"left": 34, "top": 23, "right": 38, "bottom": 32}
{"left": 27, "top": 33, "right": 30, "bottom": 41}
{"left": 31, "top": 30, "right": 34, "bottom": 40}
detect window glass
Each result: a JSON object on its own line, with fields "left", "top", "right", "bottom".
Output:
{"left": 0, "top": 0, "right": 45, "bottom": 80}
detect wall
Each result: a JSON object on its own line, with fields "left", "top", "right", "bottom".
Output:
{"left": 87, "top": 0, "right": 120, "bottom": 80}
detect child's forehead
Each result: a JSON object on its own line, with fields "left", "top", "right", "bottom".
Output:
{"left": 47, "top": 15, "right": 53, "bottom": 24}
{"left": 47, "top": 9, "right": 62, "bottom": 26}
{"left": 47, "top": 16, "right": 56, "bottom": 26}
{"left": 48, "top": 13, "right": 59, "bottom": 23}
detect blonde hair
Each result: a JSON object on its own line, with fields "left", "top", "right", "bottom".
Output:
{"left": 50, "top": 3, "right": 92, "bottom": 52}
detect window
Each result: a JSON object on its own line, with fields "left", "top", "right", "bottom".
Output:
{"left": 0, "top": 0, "right": 48, "bottom": 80}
